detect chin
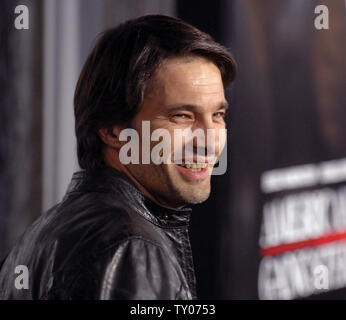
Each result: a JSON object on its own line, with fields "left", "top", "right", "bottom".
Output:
{"left": 166, "top": 168, "right": 212, "bottom": 204}
{"left": 178, "top": 186, "right": 211, "bottom": 205}
{"left": 184, "top": 194, "right": 210, "bottom": 205}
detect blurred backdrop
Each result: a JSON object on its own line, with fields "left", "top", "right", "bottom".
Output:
{"left": 1, "top": 0, "right": 345, "bottom": 299}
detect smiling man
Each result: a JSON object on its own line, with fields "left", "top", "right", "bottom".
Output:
{"left": 0, "top": 15, "right": 236, "bottom": 300}
{"left": 103, "top": 55, "right": 229, "bottom": 208}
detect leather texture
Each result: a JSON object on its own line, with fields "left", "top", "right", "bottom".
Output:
{"left": 0, "top": 166, "right": 197, "bottom": 300}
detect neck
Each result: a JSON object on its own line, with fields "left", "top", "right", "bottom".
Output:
{"left": 103, "top": 148, "right": 185, "bottom": 209}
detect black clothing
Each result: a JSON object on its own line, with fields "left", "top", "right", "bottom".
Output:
{"left": 0, "top": 166, "right": 196, "bottom": 299}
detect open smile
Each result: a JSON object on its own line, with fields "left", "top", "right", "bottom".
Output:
{"left": 174, "top": 162, "right": 211, "bottom": 181}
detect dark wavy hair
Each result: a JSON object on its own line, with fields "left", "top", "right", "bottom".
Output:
{"left": 74, "top": 14, "right": 237, "bottom": 170}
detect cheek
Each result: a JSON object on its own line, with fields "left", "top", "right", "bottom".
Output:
{"left": 213, "top": 128, "right": 227, "bottom": 156}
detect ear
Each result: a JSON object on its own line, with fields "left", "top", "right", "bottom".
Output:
{"left": 98, "top": 125, "right": 124, "bottom": 149}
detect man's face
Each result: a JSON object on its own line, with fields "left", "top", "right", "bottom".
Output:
{"left": 127, "top": 56, "right": 227, "bottom": 208}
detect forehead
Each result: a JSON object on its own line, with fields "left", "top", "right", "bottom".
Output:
{"left": 147, "top": 56, "right": 225, "bottom": 106}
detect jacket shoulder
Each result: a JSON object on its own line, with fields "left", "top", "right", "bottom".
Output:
{"left": 50, "top": 236, "right": 186, "bottom": 300}
{"left": 44, "top": 192, "right": 174, "bottom": 298}
{"left": 0, "top": 190, "right": 161, "bottom": 299}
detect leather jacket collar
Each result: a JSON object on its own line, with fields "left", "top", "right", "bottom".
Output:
{"left": 64, "top": 165, "right": 193, "bottom": 228}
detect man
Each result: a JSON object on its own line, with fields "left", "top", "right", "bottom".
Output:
{"left": 0, "top": 14, "right": 236, "bottom": 299}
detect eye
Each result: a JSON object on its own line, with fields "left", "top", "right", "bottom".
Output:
{"left": 172, "top": 113, "right": 191, "bottom": 119}
{"left": 213, "top": 111, "right": 226, "bottom": 118}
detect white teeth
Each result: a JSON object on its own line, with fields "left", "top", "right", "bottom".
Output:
{"left": 180, "top": 163, "right": 208, "bottom": 170}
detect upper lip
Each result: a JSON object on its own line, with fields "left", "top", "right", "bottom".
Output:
{"left": 172, "top": 156, "right": 217, "bottom": 164}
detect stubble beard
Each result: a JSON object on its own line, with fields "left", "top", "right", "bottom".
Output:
{"left": 152, "top": 164, "right": 212, "bottom": 206}
{"left": 129, "top": 163, "right": 212, "bottom": 207}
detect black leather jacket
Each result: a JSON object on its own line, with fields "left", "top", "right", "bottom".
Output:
{"left": 0, "top": 166, "right": 197, "bottom": 300}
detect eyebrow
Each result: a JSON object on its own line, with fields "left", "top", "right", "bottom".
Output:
{"left": 166, "top": 101, "right": 229, "bottom": 113}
